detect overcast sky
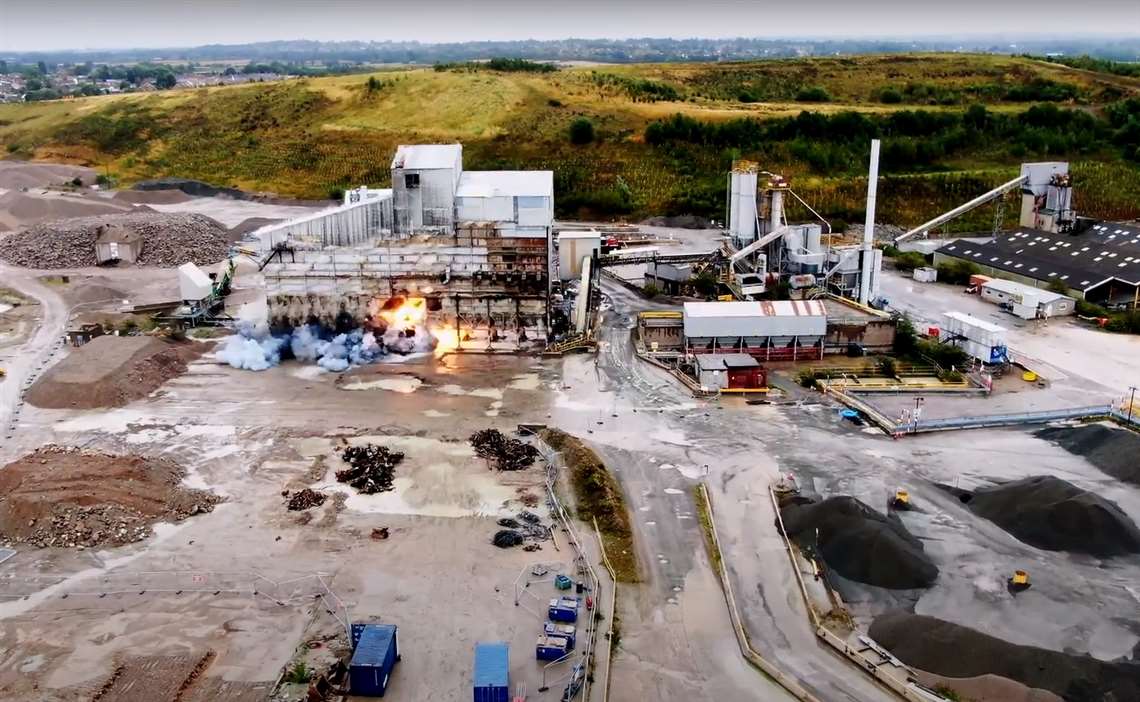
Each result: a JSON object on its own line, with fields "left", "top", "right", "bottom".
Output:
{"left": 2, "top": 0, "right": 1137, "bottom": 52}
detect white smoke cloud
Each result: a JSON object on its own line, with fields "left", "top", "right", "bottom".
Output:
{"left": 217, "top": 323, "right": 427, "bottom": 372}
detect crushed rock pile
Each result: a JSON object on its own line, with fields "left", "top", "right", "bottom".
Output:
{"left": 943, "top": 475, "right": 1140, "bottom": 557}
{"left": 0, "top": 446, "right": 220, "bottom": 549}
{"left": 869, "top": 611, "right": 1140, "bottom": 702}
{"left": 1, "top": 211, "right": 229, "bottom": 268}
{"left": 780, "top": 496, "right": 938, "bottom": 589}
{"left": 26, "top": 336, "right": 209, "bottom": 409}
{"left": 285, "top": 488, "right": 327, "bottom": 511}
{"left": 1036, "top": 423, "right": 1140, "bottom": 487}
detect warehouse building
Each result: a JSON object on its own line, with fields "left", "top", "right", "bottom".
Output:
{"left": 979, "top": 278, "right": 1074, "bottom": 319}
{"left": 682, "top": 300, "right": 827, "bottom": 360}
{"left": 258, "top": 144, "right": 554, "bottom": 347}
{"left": 934, "top": 222, "right": 1140, "bottom": 307}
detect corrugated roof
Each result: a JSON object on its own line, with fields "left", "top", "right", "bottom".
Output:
{"left": 944, "top": 311, "right": 1006, "bottom": 333}
{"left": 474, "top": 642, "right": 509, "bottom": 687}
{"left": 391, "top": 144, "right": 462, "bottom": 170}
{"left": 696, "top": 353, "right": 759, "bottom": 370}
{"left": 938, "top": 223, "right": 1140, "bottom": 291}
{"left": 457, "top": 171, "right": 554, "bottom": 198}
{"left": 684, "top": 300, "right": 827, "bottom": 318}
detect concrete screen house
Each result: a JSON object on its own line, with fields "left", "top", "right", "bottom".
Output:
{"left": 94, "top": 224, "right": 141, "bottom": 264}
{"left": 257, "top": 143, "right": 555, "bottom": 348}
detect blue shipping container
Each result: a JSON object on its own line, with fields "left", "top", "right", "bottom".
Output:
{"left": 473, "top": 642, "right": 509, "bottom": 702}
{"left": 544, "top": 621, "right": 576, "bottom": 649}
{"left": 547, "top": 597, "right": 578, "bottom": 623}
{"left": 536, "top": 635, "right": 569, "bottom": 661}
{"left": 350, "top": 624, "right": 399, "bottom": 697}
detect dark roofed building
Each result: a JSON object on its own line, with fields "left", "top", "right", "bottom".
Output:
{"left": 933, "top": 222, "right": 1140, "bottom": 307}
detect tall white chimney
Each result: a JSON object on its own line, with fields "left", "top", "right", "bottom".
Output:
{"left": 859, "top": 139, "right": 880, "bottom": 305}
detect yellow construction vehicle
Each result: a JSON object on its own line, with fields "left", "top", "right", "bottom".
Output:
{"left": 1008, "top": 569, "right": 1031, "bottom": 593}
{"left": 890, "top": 488, "right": 911, "bottom": 510}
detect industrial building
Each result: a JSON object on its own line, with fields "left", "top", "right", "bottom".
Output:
{"left": 682, "top": 300, "right": 828, "bottom": 360}
{"left": 644, "top": 261, "right": 694, "bottom": 295}
{"left": 723, "top": 150, "right": 883, "bottom": 304}
{"left": 979, "top": 278, "right": 1075, "bottom": 319}
{"left": 909, "top": 162, "right": 1139, "bottom": 308}
{"left": 257, "top": 144, "right": 554, "bottom": 347}
{"left": 935, "top": 222, "right": 1140, "bottom": 307}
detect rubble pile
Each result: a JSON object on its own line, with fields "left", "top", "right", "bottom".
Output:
{"left": 1, "top": 212, "right": 230, "bottom": 268}
{"left": 335, "top": 444, "right": 404, "bottom": 494}
{"left": 285, "top": 488, "right": 327, "bottom": 511}
{"left": 780, "top": 495, "right": 938, "bottom": 589}
{"left": 469, "top": 429, "right": 540, "bottom": 472}
{"left": 0, "top": 446, "right": 220, "bottom": 549}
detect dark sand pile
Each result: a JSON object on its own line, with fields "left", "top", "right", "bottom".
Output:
{"left": 945, "top": 476, "right": 1140, "bottom": 557}
{"left": 26, "top": 336, "right": 209, "bottom": 409}
{"left": 780, "top": 496, "right": 938, "bottom": 589}
{"left": 870, "top": 612, "right": 1140, "bottom": 702}
{"left": 0, "top": 445, "right": 220, "bottom": 549}
{"left": 1037, "top": 423, "right": 1140, "bottom": 487}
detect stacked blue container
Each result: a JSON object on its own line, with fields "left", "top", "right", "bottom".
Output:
{"left": 473, "top": 642, "right": 510, "bottom": 702}
{"left": 349, "top": 624, "right": 399, "bottom": 697}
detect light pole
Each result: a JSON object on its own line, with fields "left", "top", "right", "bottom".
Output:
{"left": 1128, "top": 386, "right": 1137, "bottom": 425}
{"left": 912, "top": 396, "right": 924, "bottom": 433}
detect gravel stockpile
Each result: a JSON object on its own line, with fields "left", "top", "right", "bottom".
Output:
{"left": 1036, "top": 423, "right": 1140, "bottom": 487}
{"left": 0, "top": 446, "right": 220, "bottom": 549}
{"left": 0, "top": 212, "right": 230, "bottom": 268}
{"left": 947, "top": 476, "right": 1140, "bottom": 557}
{"left": 870, "top": 612, "right": 1140, "bottom": 702}
{"left": 780, "top": 496, "right": 938, "bottom": 589}
{"left": 26, "top": 336, "right": 209, "bottom": 409}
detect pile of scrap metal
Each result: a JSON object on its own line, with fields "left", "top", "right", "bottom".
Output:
{"left": 336, "top": 444, "right": 404, "bottom": 494}
{"left": 469, "top": 429, "right": 540, "bottom": 471}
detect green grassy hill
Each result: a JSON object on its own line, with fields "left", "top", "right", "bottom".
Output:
{"left": 3, "top": 53, "right": 1139, "bottom": 230}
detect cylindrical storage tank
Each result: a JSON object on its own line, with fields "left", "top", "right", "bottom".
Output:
{"left": 730, "top": 171, "right": 758, "bottom": 242}
{"left": 783, "top": 226, "right": 805, "bottom": 252}
{"left": 805, "top": 224, "right": 822, "bottom": 254}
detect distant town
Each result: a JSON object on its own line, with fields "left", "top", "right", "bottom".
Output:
{"left": 0, "top": 60, "right": 365, "bottom": 103}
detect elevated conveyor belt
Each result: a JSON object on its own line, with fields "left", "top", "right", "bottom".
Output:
{"left": 895, "top": 175, "right": 1027, "bottom": 244}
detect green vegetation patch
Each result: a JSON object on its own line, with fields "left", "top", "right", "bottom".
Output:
{"left": 542, "top": 428, "right": 640, "bottom": 583}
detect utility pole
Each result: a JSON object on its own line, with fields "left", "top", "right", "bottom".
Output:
{"left": 1128, "top": 386, "right": 1137, "bottom": 425}
{"left": 912, "top": 396, "right": 924, "bottom": 434}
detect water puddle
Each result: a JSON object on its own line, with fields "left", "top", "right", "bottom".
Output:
{"left": 341, "top": 376, "right": 422, "bottom": 393}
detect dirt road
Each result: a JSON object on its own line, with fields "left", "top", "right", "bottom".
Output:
{"left": 0, "top": 264, "right": 67, "bottom": 441}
